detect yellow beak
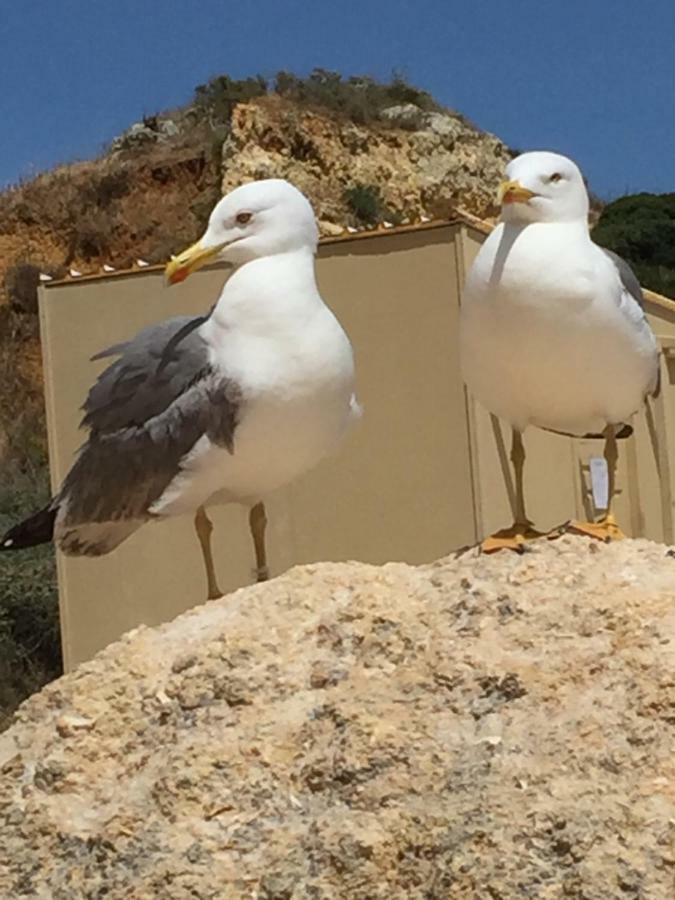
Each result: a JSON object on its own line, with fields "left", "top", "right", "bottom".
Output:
{"left": 497, "top": 180, "right": 538, "bottom": 206}
{"left": 164, "top": 240, "right": 226, "bottom": 285}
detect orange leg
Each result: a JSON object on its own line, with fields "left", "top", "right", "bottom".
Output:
{"left": 194, "top": 506, "right": 223, "bottom": 600}
{"left": 249, "top": 502, "right": 269, "bottom": 582}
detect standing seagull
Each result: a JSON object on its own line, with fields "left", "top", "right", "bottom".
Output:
{"left": 1, "top": 179, "right": 360, "bottom": 597}
{"left": 460, "top": 151, "right": 659, "bottom": 552}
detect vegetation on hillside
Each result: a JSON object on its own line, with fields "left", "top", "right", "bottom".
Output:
{"left": 592, "top": 193, "right": 675, "bottom": 299}
{"left": 344, "top": 183, "right": 402, "bottom": 226}
{"left": 194, "top": 68, "right": 443, "bottom": 129}
{"left": 0, "top": 299, "right": 61, "bottom": 729}
{"left": 0, "top": 460, "right": 61, "bottom": 731}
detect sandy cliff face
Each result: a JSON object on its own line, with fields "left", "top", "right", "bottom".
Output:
{"left": 221, "top": 96, "right": 510, "bottom": 233}
{"left": 2, "top": 535, "right": 675, "bottom": 898}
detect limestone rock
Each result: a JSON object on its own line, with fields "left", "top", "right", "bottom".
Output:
{"left": 221, "top": 96, "right": 510, "bottom": 226}
{"left": 379, "top": 103, "right": 427, "bottom": 130}
{"left": 1, "top": 536, "right": 675, "bottom": 897}
{"left": 318, "top": 220, "right": 345, "bottom": 237}
{"left": 110, "top": 118, "right": 182, "bottom": 154}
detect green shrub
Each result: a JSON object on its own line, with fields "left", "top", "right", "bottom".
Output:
{"left": 194, "top": 74, "right": 268, "bottom": 125}
{"left": 592, "top": 193, "right": 675, "bottom": 299}
{"left": 385, "top": 73, "right": 440, "bottom": 111}
{"left": 274, "top": 68, "right": 442, "bottom": 126}
{"left": 0, "top": 306, "right": 47, "bottom": 462}
{"left": 344, "top": 183, "right": 401, "bottom": 226}
{"left": 345, "top": 184, "right": 381, "bottom": 223}
{"left": 0, "top": 309, "right": 58, "bottom": 727}
{"left": 4, "top": 262, "right": 42, "bottom": 315}
{"left": 193, "top": 69, "right": 445, "bottom": 130}
{"left": 0, "top": 462, "right": 61, "bottom": 730}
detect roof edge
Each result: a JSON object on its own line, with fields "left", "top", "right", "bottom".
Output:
{"left": 43, "top": 211, "right": 491, "bottom": 287}
{"left": 41, "top": 210, "right": 675, "bottom": 316}
{"left": 643, "top": 289, "right": 675, "bottom": 314}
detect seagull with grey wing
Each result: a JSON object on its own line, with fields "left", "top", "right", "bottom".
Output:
{"left": 460, "top": 151, "right": 659, "bottom": 552}
{"left": 1, "top": 179, "right": 361, "bottom": 598}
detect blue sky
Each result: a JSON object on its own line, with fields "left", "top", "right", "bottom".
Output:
{"left": 1, "top": 0, "right": 674, "bottom": 198}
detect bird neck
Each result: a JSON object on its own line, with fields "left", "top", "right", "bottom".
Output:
{"left": 232, "top": 245, "right": 316, "bottom": 273}
{"left": 208, "top": 248, "right": 323, "bottom": 333}
{"left": 502, "top": 217, "right": 591, "bottom": 247}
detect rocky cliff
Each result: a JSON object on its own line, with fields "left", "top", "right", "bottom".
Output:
{"left": 0, "top": 90, "right": 510, "bottom": 298}
{"left": 1, "top": 536, "right": 674, "bottom": 898}
{"left": 220, "top": 95, "right": 509, "bottom": 233}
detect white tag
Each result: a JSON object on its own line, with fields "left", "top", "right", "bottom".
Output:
{"left": 589, "top": 457, "right": 609, "bottom": 511}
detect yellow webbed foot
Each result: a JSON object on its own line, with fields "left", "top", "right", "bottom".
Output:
{"left": 480, "top": 523, "right": 545, "bottom": 554}
{"left": 565, "top": 514, "right": 626, "bottom": 543}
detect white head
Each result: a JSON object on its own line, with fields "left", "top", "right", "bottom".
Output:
{"left": 498, "top": 151, "right": 589, "bottom": 225}
{"left": 166, "top": 178, "right": 319, "bottom": 283}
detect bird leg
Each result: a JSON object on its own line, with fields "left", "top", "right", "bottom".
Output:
{"left": 194, "top": 506, "right": 223, "bottom": 600}
{"left": 481, "top": 429, "right": 544, "bottom": 553}
{"left": 249, "top": 502, "right": 269, "bottom": 583}
{"left": 567, "top": 425, "right": 626, "bottom": 542}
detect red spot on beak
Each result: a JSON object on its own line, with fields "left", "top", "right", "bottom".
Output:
{"left": 168, "top": 267, "right": 189, "bottom": 285}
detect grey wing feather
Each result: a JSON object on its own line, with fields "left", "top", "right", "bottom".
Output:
{"left": 601, "top": 248, "right": 661, "bottom": 398}
{"left": 83, "top": 315, "right": 210, "bottom": 433}
{"left": 602, "top": 248, "right": 644, "bottom": 309}
{"left": 58, "top": 314, "right": 241, "bottom": 546}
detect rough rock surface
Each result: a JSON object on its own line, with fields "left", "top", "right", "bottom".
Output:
{"left": 109, "top": 118, "right": 182, "bottom": 154}
{"left": 2, "top": 536, "right": 675, "bottom": 898}
{"left": 221, "top": 96, "right": 511, "bottom": 232}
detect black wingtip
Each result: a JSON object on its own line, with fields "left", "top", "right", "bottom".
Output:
{"left": 1, "top": 505, "right": 57, "bottom": 552}
{"left": 613, "top": 423, "right": 634, "bottom": 440}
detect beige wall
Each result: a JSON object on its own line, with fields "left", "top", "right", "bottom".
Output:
{"left": 39, "top": 222, "right": 675, "bottom": 669}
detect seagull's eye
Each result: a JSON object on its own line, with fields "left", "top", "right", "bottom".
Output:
{"left": 549, "top": 173, "right": 562, "bottom": 183}
{"left": 236, "top": 212, "right": 253, "bottom": 225}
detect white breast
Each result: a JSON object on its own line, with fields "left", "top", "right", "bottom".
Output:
{"left": 152, "top": 253, "right": 358, "bottom": 516}
{"left": 209, "top": 304, "right": 357, "bottom": 503}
